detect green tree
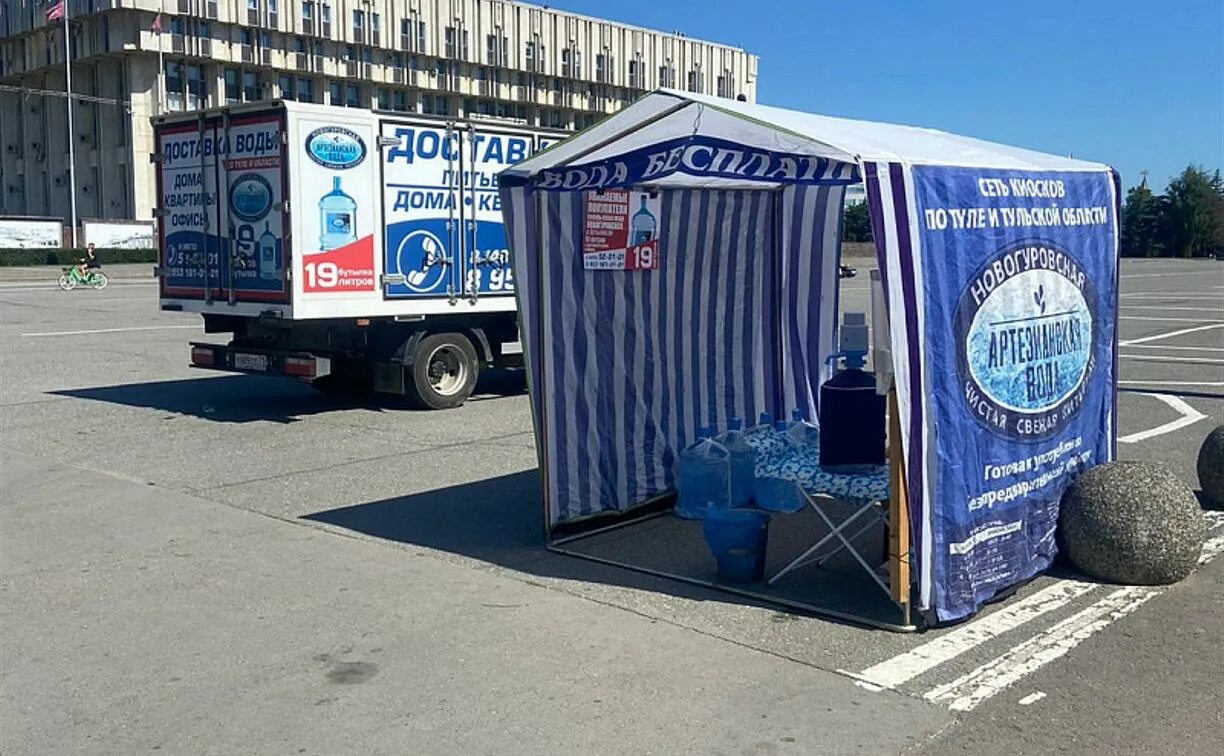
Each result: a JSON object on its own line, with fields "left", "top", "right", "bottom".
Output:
{"left": 1162, "top": 165, "right": 1224, "bottom": 258}
{"left": 842, "top": 201, "right": 873, "bottom": 242}
{"left": 1120, "top": 180, "right": 1165, "bottom": 257}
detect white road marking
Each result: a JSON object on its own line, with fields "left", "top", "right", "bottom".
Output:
{"left": 1119, "top": 316, "right": 1224, "bottom": 324}
{"left": 1018, "top": 691, "right": 1047, "bottom": 706}
{"left": 1203, "top": 511, "right": 1224, "bottom": 528}
{"left": 1118, "top": 380, "right": 1224, "bottom": 387}
{"left": 1121, "top": 272, "right": 1216, "bottom": 279}
{"left": 1118, "top": 393, "right": 1208, "bottom": 443}
{"left": 1122, "top": 293, "right": 1224, "bottom": 300}
{"left": 849, "top": 580, "right": 1098, "bottom": 690}
{"left": 1120, "top": 323, "right": 1224, "bottom": 345}
{"left": 1122, "top": 343, "right": 1224, "bottom": 352}
{"left": 1197, "top": 535, "right": 1224, "bottom": 565}
{"left": 22, "top": 324, "right": 200, "bottom": 337}
{"left": 919, "top": 538, "right": 1224, "bottom": 712}
{"left": 1122, "top": 306, "right": 1224, "bottom": 312}
{"left": 923, "top": 587, "right": 1160, "bottom": 712}
{"left": 1119, "top": 354, "right": 1224, "bottom": 366}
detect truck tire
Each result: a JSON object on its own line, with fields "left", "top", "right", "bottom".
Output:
{"left": 405, "top": 332, "right": 479, "bottom": 410}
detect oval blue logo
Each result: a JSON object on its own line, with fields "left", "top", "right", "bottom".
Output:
{"left": 955, "top": 242, "right": 1098, "bottom": 442}
{"left": 229, "top": 173, "right": 273, "bottom": 222}
{"left": 305, "top": 127, "right": 366, "bottom": 169}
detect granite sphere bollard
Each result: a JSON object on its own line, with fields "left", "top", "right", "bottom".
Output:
{"left": 1197, "top": 424, "right": 1224, "bottom": 509}
{"left": 1059, "top": 461, "right": 1205, "bottom": 585}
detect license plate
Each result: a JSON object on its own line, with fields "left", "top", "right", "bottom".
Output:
{"left": 233, "top": 353, "right": 268, "bottom": 372}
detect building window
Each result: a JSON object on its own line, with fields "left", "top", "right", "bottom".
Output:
{"left": 717, "top": 71, "right": 733, "bottom": 98}
{"left": 687, "top": 69, "right": 703, "bottom": 93}
{"left": 345, "top": 83, "right": 360, "bottom": 108}
{"left": 444, "top": 26, "right": 456, "bottom": 58}
{"left": 198, "top": 21, "right": 210, "bottom": 39}
{"left": 485, "top": 33, "right": 507, "bottom": 66}
{"left": 525, "top": 41, "right": 538, "bottom": 72}
{"left": 267, "top": 0, "right": 278, "bottom": 27}
{"left": 352, "top": 10, "right": 365, "bottom": 43}
{"left": 246, "top": 0, "right": 257, "bottom": 11}
{"left": 186, "top": 64, "right": 205, "bottom": 109}
{"left": 659, "top": 65, "right": 674, "bottom": 89}
{"left": 243, "top": 70, "right": 259, "bottom": 101}
{"left": 371, "top": 12, "right": 380, "bottom": 45}
{"left": 224, "top": 68, "right": 239, "bottom": 104}
{"left": 297, "top": 77, "right": 314, "bottom": 102}
{"left": 239, "top": 28, "right": 253, "bottom": 47}
{"left": 165, "top": 61, "right": 184, "bottom": 111}
{"left": 321, "top": 3, "right": 331, "bottom": 37}
{"left": 294, "top": 36, "right": 306, "bottom": 53}
{"left": 628, "top": 59, "right": 644, "bottom": 89}
{"left": 279, "top": 74, "right": 294, "bottom": 100}
{"left": 595, "top": 53, "right": 613, "bottom": 83}
{"left": 343, "top": 44, "right": 355, "bottom": 61}
{"left": 392, "top": 90, "right": 407, "bottom": 112}
{"left": 361, "top": 47, "right": 372, "bottom": 65}
{"left": 376, "top": 87, "right": 389, "bottom": 110}
{"left": 561, "top": 48, "right": 580, "bottom": 78}
{"left": 302, "top": 1, "right": 313, "bottom": 22}
{"left": 329, "top": 80, "right": 342, "bottom": 105}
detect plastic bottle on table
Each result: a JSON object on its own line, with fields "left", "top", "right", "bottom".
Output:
{"left": 786, "top": 408, "right": 820, "bottom": 455}
{"left": 676, "top": 427, "right": 731, "bottom": 520}
{"left": 715, "top": 418, "right": 756, "bottom": 508}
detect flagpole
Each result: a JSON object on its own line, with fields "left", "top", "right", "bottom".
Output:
{"left": 63, "top": 0, "right": 79, "bottom": 249}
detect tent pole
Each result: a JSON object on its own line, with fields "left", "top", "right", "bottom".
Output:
{"left": 537, "top": 194, "right": 554, "bottom": 544}
{"left": 888, "top": 386, "right": 912, "bottom": 623}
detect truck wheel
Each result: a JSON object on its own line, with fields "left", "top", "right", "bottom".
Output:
{"left": 406, "top": 332, "right": 478, "bottom": 410}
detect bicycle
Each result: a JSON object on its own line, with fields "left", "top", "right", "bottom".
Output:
{"left": 58, "top": 264, "right": 109, "bottom": 291}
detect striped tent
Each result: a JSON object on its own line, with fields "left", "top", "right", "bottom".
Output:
{"left": 499, "top": 90, "right": 1117, "bottom": 620}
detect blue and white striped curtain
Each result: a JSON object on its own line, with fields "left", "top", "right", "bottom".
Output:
{"left": 502, "top": 184, "right": 847, "bottom": 530}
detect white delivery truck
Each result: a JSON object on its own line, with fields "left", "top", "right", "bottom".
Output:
{"left": 153, "top": 100, "right": 565, "bottom": 408}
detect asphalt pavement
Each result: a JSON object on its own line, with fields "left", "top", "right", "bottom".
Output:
{"left": 1, "top": 257, "right": 1221, "bottom": 754}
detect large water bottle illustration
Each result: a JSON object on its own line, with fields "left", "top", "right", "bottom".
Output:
{"left": 258, "top": 221, "right": 277, "bottom": 280}
{"left": 318, "top": 176, "right": 357, "bottom": 251}
{"left": 631, "top": 195, "right": 657, "bottom": 245}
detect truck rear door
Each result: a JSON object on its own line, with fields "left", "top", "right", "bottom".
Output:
{"left": 157, "top": 109, "right": 290, "bottom": 305}
{"left": 378, "top": 120, "right": 465, "bottom": 301}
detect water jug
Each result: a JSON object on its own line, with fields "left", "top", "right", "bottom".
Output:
{"left": 786, "top": 408, "right": 820, "bottom": 452}
{"left": 744, "top": 411, "right": 783, "bottom": 459}
{"left": 819, "top": 367, "right": 886, "bottom": 472}
{"left": 675, "top": 428, "right": 731, "bottom": 519}
{"left": 715, "top": 419, "right": 756, "bottom": 508}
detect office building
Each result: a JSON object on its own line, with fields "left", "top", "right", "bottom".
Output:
{"left": 0, "top": 0, "right": 758, "bottom": 222}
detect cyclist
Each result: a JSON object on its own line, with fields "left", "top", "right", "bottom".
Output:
{"left": 76, "top": 243, "right": 101, "bottom": 280}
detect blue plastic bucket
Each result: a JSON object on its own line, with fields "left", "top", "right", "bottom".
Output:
{"left": 702, "top": 508, "right": 770, "bottom": 583}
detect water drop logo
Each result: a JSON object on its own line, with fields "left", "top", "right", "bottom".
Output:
{"left": 394, "top": 229, "right": 448, "bottom": 294}
{"left": 229, "top": 173, "right": 273, "bottom": 222}
{"left": 305, "top": 127, "right": 367, "bottom": 170}
{"left": 954, "top": 241, "right": 1098, "bottom": 442}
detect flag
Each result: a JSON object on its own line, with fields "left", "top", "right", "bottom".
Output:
{"left": 45, "top": 1, "right": 65, "bottom": 22}
{"left": 151, "top": 13, "right": 162, "bottom": 34}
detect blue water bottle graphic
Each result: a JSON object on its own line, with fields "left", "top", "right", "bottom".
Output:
{"left": 258, "top": 221, "right": 277, "bottom": 280}
{"left": 319, "top": 176, "right": 357, "bottom": 251}
{"left": 631, "top": 195, "right": 657, "bottom": 245}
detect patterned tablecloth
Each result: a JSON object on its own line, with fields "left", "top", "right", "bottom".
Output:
{"left": 753, "top": 443, "right": 889, "bottom": 506}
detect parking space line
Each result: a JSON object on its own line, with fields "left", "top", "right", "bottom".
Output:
{"left": 1122, "top": 344, "right": 1224, "bottom": 352}
{"left": 848, "top": 580, "right": 1098, "bottom": 690}
{"left": 22, "top": 325, "right": 201, "bottom": 337}
{"left": 1118, "top": 380, "right": 1224, "bottom": 387}
{"left": 922, "top": 587, "right": 1160, "bottom": 712}
{"left": 1118, "top": 393, "right": 1208, "bottom": 444}
{"left": 1119, "top": 323, "right": 1224, "bottom": 346}
{"left": 1119, "top": 355, "right": 1223, "bottom": 366}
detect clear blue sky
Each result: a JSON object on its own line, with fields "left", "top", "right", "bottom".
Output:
{"left": 549, "top": 0, "right": 1223, "bottom": 190}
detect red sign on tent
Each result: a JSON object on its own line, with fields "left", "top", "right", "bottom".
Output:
{"left": 581, "top": 190, "right": 661, "bottom": 271}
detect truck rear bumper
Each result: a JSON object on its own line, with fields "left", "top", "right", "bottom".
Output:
{"left": 189, "top": 342, "right": 333, "bottom": 382}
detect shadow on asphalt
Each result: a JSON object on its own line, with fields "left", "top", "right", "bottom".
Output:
{"left": 303, "top": 470, "right": 914, "bottom": 630}
{"left": 48, "top": 370, "right": 528, "bottom": 423}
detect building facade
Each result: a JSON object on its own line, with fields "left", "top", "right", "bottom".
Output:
{"left": 0, "top": 0, "right": 757, "bottom": 223}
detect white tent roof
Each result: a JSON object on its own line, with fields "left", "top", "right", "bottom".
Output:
{"left": 505, "top": 90, "right": 1111, "bottom": 188}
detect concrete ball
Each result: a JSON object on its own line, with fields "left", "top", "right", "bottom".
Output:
{"left": 1196, "top": 424, "right": 1224, "bottom": 509}
{"left": 1060, "top": 461, "right": 1205, "bottom": 585}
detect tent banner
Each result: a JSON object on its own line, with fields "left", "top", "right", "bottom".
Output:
{"left": 527, "top": 135, "right": 857, "bottom": 192}
{"left": 911, "top": 167, "right": 1117, "bottom": 621}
